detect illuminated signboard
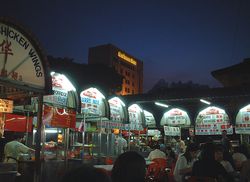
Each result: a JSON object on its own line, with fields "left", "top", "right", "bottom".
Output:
{"left": 108, "top": 97, "right": 126, "bottom": 123}
{"left": 160, "top": 108, "right": 190, "bottom": 126}
{"left": 117, "top": 51, "right": 137, "bottom": 66}
{"left": 44, "top": 72, "right": 76, "bottom": 107}
{"left": 0, "top": 19, "right": 47, "bottom": 90}
{"left": 195, "top": 106, "right": 233, "bottom": 135}
{"left": 0, "top": 99, "right": 13, "bottom": 113}
{"left": 80, "top": 87, "right": 106, "bottom": 117}
{"left": 235, "top": 104, "right": 250, "bottom": 134}
{"left": 144, "top": 110, "right": 156, "bottom": 128}
{"left": 164, "top": 126, "right": 181, "bottom": 136}
{"left": 128, "top": 104, "right": 144, "bottom": 130}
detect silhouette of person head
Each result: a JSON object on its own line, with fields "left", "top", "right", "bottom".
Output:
{"left": 111, "top": 151, "right": 146, "bottom": 182}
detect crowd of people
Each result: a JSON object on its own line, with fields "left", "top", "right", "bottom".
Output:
{"left": 60, "top": 130, "right": 250, "bottom": 182}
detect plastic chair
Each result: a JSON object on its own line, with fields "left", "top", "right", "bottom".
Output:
{"left": 146, "top": 158, "right": 167, "bottom": 182}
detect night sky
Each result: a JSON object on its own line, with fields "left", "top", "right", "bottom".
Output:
{"left": 1, "top": 0, "right": 250, "bottom": 92}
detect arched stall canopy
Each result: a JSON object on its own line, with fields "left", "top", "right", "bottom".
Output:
{"left": 235, "top": 104, "right": 250, "bottom": 134}
{"left": 80, "top": 87, "right": 109, "bottom": 119}
{"left": 40, "top": 71, "right": 78, "bottom": 129}
{"left": 144, "top": 110, "right": 156, "bottom": 128}
{"left": 195, "top": 106, "right": 233, "bottom": 135}
{"left": 160, "top": 108, "right": 191, "bottom": 127}
{"left": 106, "top": 96, "right": 128, "bottom": 130}
{"left": 128, "top": 103, "right": 146, "bottom": 131}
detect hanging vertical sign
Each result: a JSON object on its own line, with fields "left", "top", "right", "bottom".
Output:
{"left": 44, "top": 72, "right": 76, "bottom": 107}
{"left": 128, "top": 104, "right": 144, "bottom": 130}
{"left": 108, "top": 97, "right": 126, "bottom": 123}
{"left": 144, "top": 110, "right": 156, "bottom": 128}
{"left": 164, "top": 126, "right": 181, "bottom": 136}
{"left": 235, "top": 104, "right": 250, "bottom": 134}
{"left": 195, "top": 106, "right": 233, "bottom": 135}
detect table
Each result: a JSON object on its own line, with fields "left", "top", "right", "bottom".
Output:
{"left": 94, "top": 165, "right": 113, "bottom": 171}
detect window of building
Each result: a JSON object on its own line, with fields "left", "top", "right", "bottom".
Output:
{"left": 132, "top": 82, "right": 134, "bottom": 86}
{"left": 132, "top": 90, "right": 134, "bottom": 94}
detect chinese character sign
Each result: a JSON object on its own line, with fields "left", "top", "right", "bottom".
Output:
{"left": 160, "top": 108, "right": 190, "bottom": 126}
{"left": 0, "top": 21, "right": 46, "bottom": 89}
{"left": 235, "top": 104, "right": 250, "bottom": 134}
{"left": 108, "top": 97, "right": 126, "bottom": 123}
{"left": 195, "top": 106, "right": 233, "bottom": 135}
{"left": 80, "top": 87, "right": 106, "bottom": 117}
{"left": 128, "top": 104, "right": 144, "bottom": 130}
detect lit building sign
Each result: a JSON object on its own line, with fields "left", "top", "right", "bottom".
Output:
{"left": 117, "top": 51, "right": 137, "bottom": 66}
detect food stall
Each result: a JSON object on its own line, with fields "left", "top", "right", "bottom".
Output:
{"left": 107, "top": 96, "right": 128, "bottom": 159}
{"left": 160, "top": 108, "right": 191, "bottom": 146}
{"left": 143, "top": 110, "right": 158, "bottom": 148}
{"left": 195, "top": 106, "right": 233, "bottom": 135}
{"left": 0, "top": 18, "right": 52, "bottom": 182}
{"left": 195, "top": 106, "right": 235, "bottom": 146}
{"left": 235, "top": 104, "right": 250, "bottom": 144}
{"left": 127, "top": 104, "right": 146, "bottom": 152}
{"left": 34, "top": 71, "right": 78, "bottom": 182}
{"left": 79, "top": 87, "right": 110, "bottom": 164}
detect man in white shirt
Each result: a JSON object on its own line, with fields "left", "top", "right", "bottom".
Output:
{"left": 4, "top": 134, "right": 35, "bottom": 163}
{"left": 115, "top": 134, "right": 127, "bottom": 155}
{"left": 148, "top": 143, "right": 166, "bottom": 161}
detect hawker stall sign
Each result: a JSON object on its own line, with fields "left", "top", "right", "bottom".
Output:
{"left": 128, "top": 104, "right": 145, "bottom": 130}
{"left": 80, "top": 87, "right": 106, "bottom": 117}
{"left": 144, "top": 110, "right": 156, "bottom": 128}
{"left": 44, "top": 72, "right": 76, "bottom": 107}
{"left": 160, "top": 108, "right": 190, "bottom": 126}
{"left": 0, "top": 19, "right": 47, "bottom": 90}
{"left": 108, "top": 97, "right": 127, "bottom": 123}
{"left": 147, "top": 129, "right": 161, "bottom": 136}
{"left": 195, "top": 106, "right": 233, "bottom": 135}
{"left": 235, "top": 104, "right": 250, "bottom": 134}
{"left": 164, "top": 126, "right": 181, "bottom": 136}
{"left": 0, "top": 99, "right": 13, "bottom": 113}
{"left": 43, "top": 105, "right": 76, "bottom": 128}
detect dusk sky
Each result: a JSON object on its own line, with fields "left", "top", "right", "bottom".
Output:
{"left": 2, "top": 0, "right": 250, "bottom": 92}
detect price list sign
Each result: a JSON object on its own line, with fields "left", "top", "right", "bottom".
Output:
{"left": 0, "top": 99, "right": 13, "bottom": 113}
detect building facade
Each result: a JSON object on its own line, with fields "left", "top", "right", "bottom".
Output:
{"left": 88, "top": 44, "right": 143, "bottom": 95}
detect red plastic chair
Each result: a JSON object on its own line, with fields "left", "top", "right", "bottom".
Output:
{"left": 146, "top": 158, "right": 167, "bottom": 182}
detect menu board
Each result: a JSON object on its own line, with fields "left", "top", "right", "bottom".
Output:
{"left": 108, "top": 97, "right": 126, "bottom": 123}
{"left": 147, "top": 129, "right": 161, "bottom": 136}
{"left": 144, "top": 110, "right": 156, "bottom": 128}
{"left": 44, "top": 72, "right": 75, "bottom": 107}
{"left": 164, "top": 126, "right": 181, "bottom": 136}
{"left": 43, "top": 105, "right": 76, "bottom": 128}
{"left": 160, "top": 108, "right": 190, "bottom": 126}
{"left": 4, "top": 114, "right": 33, "bottom": 132}
{"left": 0, "top": 99, "right": 13, "bottom": 113}
{"left": 235, "top": 104, "right": 250, "bottom": 134}
{"left": 128, "top": 104, "right": 144, "bottom": 130}
{"left": 195, "top": 106, "right": 233, "bottom": 135}
{"left": 80, "top": 87, "right": 106, "bottom": 117}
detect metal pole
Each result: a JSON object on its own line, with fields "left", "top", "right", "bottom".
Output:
{"left": 82, "top": 114, "right": 85, "bottom": 163}
{"left": 34, "top": 94, "right": 43, "bottom": 182}
{"left": 25, "top": 112, "right": 30, "bottom": 146}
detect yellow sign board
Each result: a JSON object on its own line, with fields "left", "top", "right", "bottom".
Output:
{"left": 118, "top": 51, "right": 137, "bottom": 66}
{"left": 0, "top": 99, "right": 13, "bottom": 113}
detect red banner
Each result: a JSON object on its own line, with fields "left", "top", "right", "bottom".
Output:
{"left": 4, "top": 113, "right": 33, "bottom": 132}
{"left": 43, "top": 105, "right": 76, "bottom": 128}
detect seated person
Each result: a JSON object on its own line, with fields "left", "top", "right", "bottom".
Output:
{"left": 148, "top": 143, "right": 166, "bottom": 161}
{"left": 192, "top": 143, "right": 232, "bottom": 182}
{"left": 232, "top": 146, "right": 248, "bottom": 170}
{"left": 173, "top": 143, "right": 199, "bottom": 182}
